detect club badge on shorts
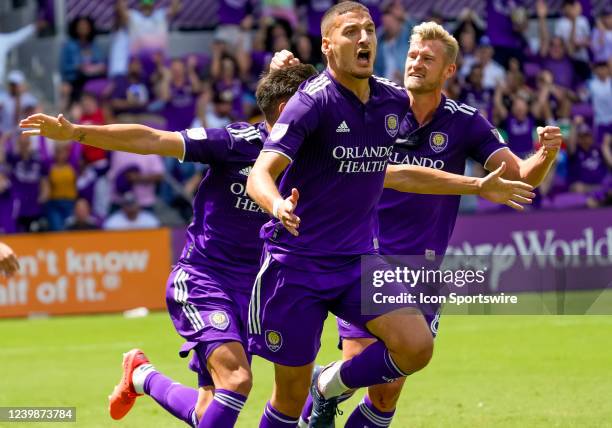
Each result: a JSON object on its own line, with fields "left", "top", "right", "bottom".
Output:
{"left": 265, "top": 330, "right": 283, "bottom": 352}
{"left": 385, "top": 114, "right": 399, "bottom": 137}
{"left": 429, "top": 132, "right": 449, "bottom": 153}
{"left": 209, "top": 311, "right": 230, "bottom": 331}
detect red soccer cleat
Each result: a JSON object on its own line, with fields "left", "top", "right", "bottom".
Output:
{"left": 108, "top": 349, "right": 150, "bottom": 420}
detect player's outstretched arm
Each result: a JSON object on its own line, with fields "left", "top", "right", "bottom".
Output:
{"left": 0, "top": 242, "right": 20, "bottom": 278}
{"left": 484, "top": 126, "right": 562, "bottom": 187}
{"left": 384, "top": 162, "right": 535, "bottom": 211}
{"left": 247, "top": 151, "right": 300, "bottom": 236}
{"left": 19, "top": 114, "right": 184, "bottom": 159}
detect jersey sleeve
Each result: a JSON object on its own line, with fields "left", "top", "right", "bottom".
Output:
{"left": 179, "top": 127, "right": 231, "bottom": 164}
{"left": 262, "top": 91, "right": 319, "bottom": 162}
{"left": 467, "top": 113, "right": 509, "bottom": 167}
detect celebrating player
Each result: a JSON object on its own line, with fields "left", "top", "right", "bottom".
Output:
{"left": 246, "top": 3, "right": 537, "bottom": 428}
{"left": 0, "top": 242, "right": 19, "bottom": 277}
{"left": 20, "top": 64, "right": 319, "bottom": 428}
{"left": 271, "top": 21, "right": 562, "bottom": 428}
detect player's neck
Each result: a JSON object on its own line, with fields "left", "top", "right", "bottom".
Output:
{"left": 328, "top": 68, "right": 371, "bottom": 103}
{"left": 409, "top": 90, "right": 442, "bottom": 126}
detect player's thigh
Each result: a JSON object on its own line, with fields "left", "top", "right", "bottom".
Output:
{"left": 248, "top": 256, "right": 328, "bottom": 367}
{"left": 336, "top": 317, "right": 377, "bottom": 360}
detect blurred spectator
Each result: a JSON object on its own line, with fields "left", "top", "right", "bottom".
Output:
{"left": 60, "top": 17, "right": 106, "bottom": 108}
{"left": 456, "top": 25, "right": 479, "bottom": 79}
{"left": 587, "top": 61, "right": 612, "bottom": 143}
{"left": 294, "top": 34, "right": 323, "bottom": 71}
{"left": 215, "top": 0, "right": 256, "bottom": 53}
{"left": 591, "top": 6, "right": 612, "bottom": 65}
{"left": 555, "top": 0, "right": 591, "bottom": 80}
{"left": 108, "top": 5, "right": 130, "bottom": 78}
{"left": 108, "top": 151, "right": 164, "bottom": 210}
{"left": 65, "top": 198, "right": 99, "bottom": 231}
{"left": 72, "top": 92, "right": 107, "bottom": 164}
{"left": 160, "top": 159, "right": 205, "bottom": 223}
{"left": 360, "top": 0, "right": 383, "bottom": 27}
{"left": 118, "top": 0, "right": 181, "bottom": 56}
{"left": 374, "top": 1, "right": 414, "bottom": 84}
{"left": 297, "top": 0, "right": 333, "bottom": 57}
{"left": 485, "top": 0, "right": 528, "bottom": 67}
{"left": 192, "top": 88, "right": 233, "bottom": 129}
{"left": 46, "top": 142, "right": 78, "bottom": 231}
{"left": 496, "top": 96, "right": 537, "bottom": 159}
{"left": 532, "top": 70, "right": 571, "bottom": 123}
{"left": 0, "top": 71, "right": 38, "bottom": 136}
{"left": 109, "top": 57, "right": 154, "bottom": 123}
{"left": 156, "top": 56, "right": 202, "bottom": 131}
{"left": 567, "top": 117, "right": 611, "bottom": 196}
{"left": 476, "top": 36, "right": 506, "bottom": 90}
{"left": 0, "top": 23, "right": 36, "bottom": 86}
{"left": 537, "top": 1, "right": 577, "bottom": 91}
{"left": 103, "top": 192, "right": 160, "bottom": 230}
{"left": 6, "top": 132, "right": 49, "bottom": 232}
{"left": 211, "top": 50, "right": 246, "bottom": 120}
{"left": 0, "top": 160, "right": 16, "bottom": 234}
{"left": 460, "top": 63, "right": 493, "bottom": 119}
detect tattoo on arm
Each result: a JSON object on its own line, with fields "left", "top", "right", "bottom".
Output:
{"left": 76, "top": 132, "right": 86, "bottom": 143}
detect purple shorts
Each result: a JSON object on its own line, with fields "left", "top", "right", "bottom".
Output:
{"left": 166, "top": 263, "right": 253, "bottom": 384}
{"left": 247, "top": 252, "right": 421, "bottom": 366}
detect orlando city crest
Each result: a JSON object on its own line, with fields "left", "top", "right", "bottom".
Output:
{"left": 385, "top": 114, "right": 399, "bottom": 137}
{"left": 429, "top": 132, "right": 448, "bottom": 153}
{"left": 265, "top": 330, "right": 283, "bottom": 352}
{"left": 209, "top": 311, "right": 230, "bottom": 330}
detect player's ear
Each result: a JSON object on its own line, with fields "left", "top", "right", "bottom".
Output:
{"left": 277, "top": 101, "right": 287, "bottom": 117}
{"left": 445, "top": 62, "right": 457, "bottom": 80}
{"left": 321, "top": 37, "right": 331, "bottom": 56}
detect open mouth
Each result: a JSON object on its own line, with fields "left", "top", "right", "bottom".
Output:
{"left": 357, "top": 51, "right": 371, "bottom": 66}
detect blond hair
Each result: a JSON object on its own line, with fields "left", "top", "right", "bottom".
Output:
{"left": 410, "top": 21, "right": 459, "bottom": 64}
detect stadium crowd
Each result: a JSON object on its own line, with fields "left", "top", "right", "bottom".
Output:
{"left": 0, "top": 0, "right": 610, "bottom": 234}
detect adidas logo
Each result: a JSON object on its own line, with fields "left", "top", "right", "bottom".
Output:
{"left": 336, "top": 121, "right": 350, "bottom": 133}
{"left": 239, "top": 166, "right": 252, "bottom": 176}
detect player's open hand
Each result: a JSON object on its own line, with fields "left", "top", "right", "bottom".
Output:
{"left": 479, "top": 162, "right": 535, "bottom": 211}
{"left": 270, "top": 50, "right": 300, "bottom": 71}
{"left": 19, "top": 113, "right": 76, "bottom": 141}
{"left": 275, "top": 188, "right": 301, "bottom": 236}
{"left": 0, "top": 242, "right": 19, "bottom": 278}
{"left": 537, "top": 126, "right": 562, "bottom": 154}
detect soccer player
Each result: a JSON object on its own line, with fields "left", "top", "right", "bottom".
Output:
{"left": 19, "top": 64, "right": 319, "bottom": 428}
{"left": 0, "top": 242, "right": 19, "bottom": 277}
{"left": 245, "top": 4, "right": 536, "bottom": 428}
{"left": 271, "top": 22, "right": 562, "bottom": 427}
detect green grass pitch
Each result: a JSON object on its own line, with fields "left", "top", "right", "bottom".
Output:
{"left": 1, "top": 313, "right": 611, "bottom": 427}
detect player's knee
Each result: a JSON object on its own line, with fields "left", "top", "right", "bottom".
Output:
{"left": 386, "top": 332, "right": 433, "bottom": 374}
{"left": 368, "top": 380, "right": 404, "bottom": 412}
{"left": 220, "top": 367, "right": 253, "bottom": 396}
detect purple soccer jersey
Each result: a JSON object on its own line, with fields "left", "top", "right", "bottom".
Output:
{"left": 218, "top": 0, "right": 254, "bottom": 26}
{"left": 568, "top": 146, "right": 610, "bottom": 185}
{"left": 163, "top": 83, "right": 198, "bottom": 132}
{"left": 503, "top": 115, "right": 535, "bottom": 157}
{"left": 378, "top": 96, "right": 508, "bottom": 257}
{"left": 6, "top": 152, "right": 48, "bottom": 218}
{"left": 260, "top": 71, "right": 409, "bottom": 270}
{"left": 178, "top": 122, "right": 270, "bottom": 281}
{"left": 486, "top": 0, "right": 525, "bottom": 49}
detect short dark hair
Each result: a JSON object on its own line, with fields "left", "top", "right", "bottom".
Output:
{"left": 320, "top": 1, "right": 370, "bottom": 37}
{"left": 256, "top": 64, "right": 318, "bottom": 123}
